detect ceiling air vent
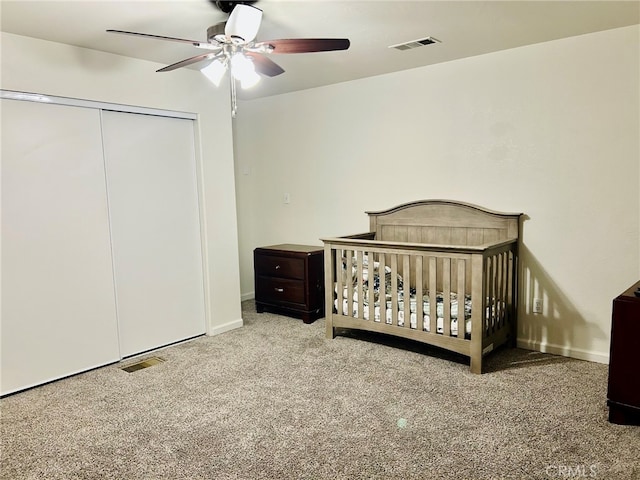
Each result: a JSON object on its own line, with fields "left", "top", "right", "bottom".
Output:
{"left": 389, "top": 37, "right": 441, "bottom": 51}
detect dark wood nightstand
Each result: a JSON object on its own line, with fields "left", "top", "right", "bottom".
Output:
{"left": 607, "top": 280, "right": 640, "bottom": 425}
{"left": 254, "top": 244, "right": 324, "bottom": 323}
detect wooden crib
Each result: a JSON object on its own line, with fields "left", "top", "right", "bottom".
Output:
{"left": 322, "top": 200, "right": 523, "bottom": 374}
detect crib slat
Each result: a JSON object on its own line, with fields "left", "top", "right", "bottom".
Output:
{"left": 498, "top": 254, "right": 503, "bottom": 327}
{"left": 356, "top": 250, "right": 364, "bottom": 320}
{"left": 493, "top": 254, "right": 500, "bottom": 331}
{"left": 379, "top": 253, "right": 387, "bottom": 324}
{"left": 346, "top": 252, "right": 354, "bottom": 318}
{"left": 507, "top": 251, "right": 514, "bottom": 321}
{"left": 485, "top": 257, "right": 495, "bottom": 335}
{"left": 494, "top": 254, "right": 500, "bottom": 331}
{"left": 429, "top": 256, "right": 437, "bottom": 334}
{"left": 457, "top": 259, "right": 466, "bottom": 338}
{"left": 336, "top": 249, "right": 344, "bottom": 315}
{"left": 416, "top": 256, "right": 423, "bottom": 331}
{"left": 443, "top": 257, "right": 451, "bottom": 336}
{"left": 507, "top": 252, "right": 513, "bottom": 322}
{"left": 368, "top": 251, "right": 375, "bottom": 322}
{"left": 403, "top": 254, "right": 411, "bottom": 329}
{"left": 484, "top": 257, "right": 494, "bottom": 336}
{"left": 391, "top": 254, "right": 398, "bottom": 326}
{"left": 499, "top": 253, "right": 506, "bottom": 328}
{"left": 503, "top": 253, "right": 510, "bottom": 326}
{"left": 488, "top": 255, "right": 495, "bottom": 334}
{"left": 495, "top": 255, "right": 500, "bottom": 330}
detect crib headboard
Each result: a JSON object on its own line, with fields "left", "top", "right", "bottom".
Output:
{"left": 367, "top": 200, "right": 522, "bottom": 246}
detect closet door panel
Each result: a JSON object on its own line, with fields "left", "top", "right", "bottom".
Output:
{"left": 102, "top": 111, "right": 206, "bottom": 357}
{"left": 1, "top": 99, "right": 120, "bottom": 395}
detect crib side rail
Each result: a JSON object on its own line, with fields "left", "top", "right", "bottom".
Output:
{"left": 481, "top": 240, "right": 519, "bottom": 351}
{"left": 321, "top": 236, "right": 507, "bottom": 254}
{"left": 323, "top": 238, "right": 483, "bottom": 342}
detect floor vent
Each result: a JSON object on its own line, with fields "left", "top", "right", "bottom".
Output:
{"left": 121, "top": 356, "right": 165, "bottom": 373}
{"left": 389, "top": 37, "right": 441, "bottom": 51}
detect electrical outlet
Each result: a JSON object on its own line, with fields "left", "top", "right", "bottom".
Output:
{"left": 533, "top": 298, "right": 543, "bottom": 314}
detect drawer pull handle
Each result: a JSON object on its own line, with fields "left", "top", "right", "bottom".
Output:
{"left": 274, "top": 287, "right": 284, "bottom": 293}
{"left": 275, "top": 265, "right": 281, "bottom": 270}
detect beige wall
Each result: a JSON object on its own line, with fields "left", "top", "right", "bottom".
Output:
{"left": 234, "top": 25, "right": 640, "bottom": 363}
{"left": 1, "top": 32, "right": 244, "bottom": 335}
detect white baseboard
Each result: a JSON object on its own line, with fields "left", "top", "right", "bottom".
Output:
{"left": 517, "top": 338, "right": 609, "bottom": 365}
{"left": 241, "top": 292, "right": 255, "bottom": 302}
{"left": 208, "top": 318, "right": 243, "bottom": 336}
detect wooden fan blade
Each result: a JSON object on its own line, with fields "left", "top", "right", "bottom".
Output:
{"left": 107, "top": 29, "right": 208, "bottom": 47}
{"left": 245, "top": 52, "right": 285, "bottom": 77}
{"left": 256, "top": 38, "right": 350, "bottom": 54}
{"left": 157, "top": 53, "right": 219, "bottom": 72}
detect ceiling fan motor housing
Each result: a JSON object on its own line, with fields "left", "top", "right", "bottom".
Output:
{"left": 214, "top": 1, "right": 257, "bottom": 14}
{"left": 207, "top": 23, "right": 226, "bottom": 42}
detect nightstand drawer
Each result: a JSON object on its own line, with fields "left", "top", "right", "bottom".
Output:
{"left": 255, "top": 255, "right": 304, "bottom": 280}
{"left": 256, "top": 276, "right": 305, "bottom": 305}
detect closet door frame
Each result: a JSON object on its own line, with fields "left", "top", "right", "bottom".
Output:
{"left": 0, "top": 90, "right": 197, "bottom": 120}
{"left": 1, "top": 89, "right": 211, "bottom": 364}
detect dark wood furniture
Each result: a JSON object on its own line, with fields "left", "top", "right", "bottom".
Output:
{"left": 254, "top": 244, "right": 324, "bottom": 324}
{"left": 607, "top": 280, "right": 640, "bottom": 425}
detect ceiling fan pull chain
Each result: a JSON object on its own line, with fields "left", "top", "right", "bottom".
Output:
{"left": 230, "top": 75, "right": 238, "bottom": 118}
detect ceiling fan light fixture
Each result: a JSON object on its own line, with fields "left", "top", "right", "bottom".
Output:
{"left": 201, "top": 58, "right": 227, "bottom": 86}
{"left": 240, "top": 70, "right": 261, "bottom": 89}
{"left": 225, "top": 4, "right": 263, "bottom": 43}
{"left": 231, "top": 53, "right": 260, "bottom": 88}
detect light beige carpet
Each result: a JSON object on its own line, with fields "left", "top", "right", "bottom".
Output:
{"left": 1, "top": 300, "right": 638, "bottom": 479}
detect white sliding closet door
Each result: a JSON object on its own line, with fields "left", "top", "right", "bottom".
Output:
{"left": 101, "top": 111, "right": 205, "bottom": 357}
{"left": 1, "top": 99, "right": 120, "bottom": 395}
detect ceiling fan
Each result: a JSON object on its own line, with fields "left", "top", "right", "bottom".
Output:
{"left": 107, "top": 1, "right": 350, "bottom": 116}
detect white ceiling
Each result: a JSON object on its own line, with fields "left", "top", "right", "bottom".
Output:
{"left": 1, "top": 1, "right": 638, "bottom": 100}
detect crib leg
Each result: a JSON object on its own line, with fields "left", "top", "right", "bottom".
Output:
{"left": 470, "top": 353, "right": 483, "bottom": 374}
{"left": 326, "top": 322, "right": 336, "bottom": 339}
